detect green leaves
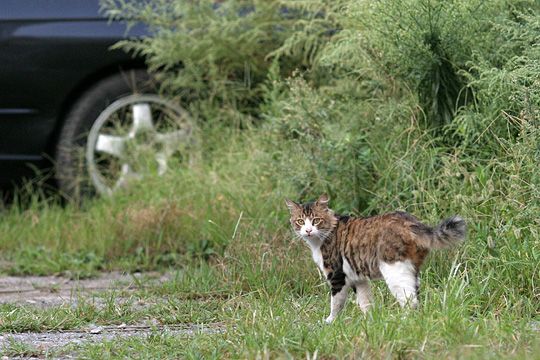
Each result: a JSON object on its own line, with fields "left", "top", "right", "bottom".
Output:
{"left": 102, "top": 0, "right": 333, "bottom": 126}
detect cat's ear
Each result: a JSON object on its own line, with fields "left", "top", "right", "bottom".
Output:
{"left": 285, "top": 199, "right": 300, "bottom": 212}
{"left": 316, "top": 193, "right": 330, "bottom": 207}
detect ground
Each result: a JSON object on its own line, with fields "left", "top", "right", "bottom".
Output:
{"left": 1, "top": 267, "right": 538, "bottom": 359}
{"left": 0, "top": 272, "right": 224, "bottom": 359}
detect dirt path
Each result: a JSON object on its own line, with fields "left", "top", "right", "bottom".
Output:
{"left": 0, "top": 271, "right": 170, "bottom": 308}
{"left": 0, "top": 322, "right": 225, "bottom": 359}
{"left": 0, "top": 272, "right": 224, "bottom": 358}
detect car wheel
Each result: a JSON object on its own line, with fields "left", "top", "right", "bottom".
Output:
{"left": 56, "top": 70, "right": 196, "bottom": 199}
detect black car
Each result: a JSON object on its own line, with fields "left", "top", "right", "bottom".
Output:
{"left": 0, "top": 0, "right": 195, "bottom": 197}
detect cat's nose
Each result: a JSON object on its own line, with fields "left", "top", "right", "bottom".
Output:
{"left": 305, "top": 228, "right": 312, "bottom": 235}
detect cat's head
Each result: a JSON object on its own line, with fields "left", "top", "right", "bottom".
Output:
{"left": 285, "top": 194, "right": 337, "bottom": 242}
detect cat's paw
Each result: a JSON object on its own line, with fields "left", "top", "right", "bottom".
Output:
{"left": 324, "top": 316, "right": 335, "bottom": 324}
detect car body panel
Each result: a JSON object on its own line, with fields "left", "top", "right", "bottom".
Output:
{"left": 0, "top": 0, "right": 147, "bottom": 186}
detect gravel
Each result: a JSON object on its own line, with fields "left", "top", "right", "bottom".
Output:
{"left": 0, "top": 271, "right": 171, "bottom": 308}
{"left": 0, "top": 322, "right": 225, "bottom": 359}
{"left": 0, "top": 271, "right": 226, "bottom": 359}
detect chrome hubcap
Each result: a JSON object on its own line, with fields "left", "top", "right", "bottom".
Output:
{"left": 86, "top": 94, "right": 194, "bottom": 195}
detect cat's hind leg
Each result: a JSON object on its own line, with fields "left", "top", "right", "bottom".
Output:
{"left": 379, "top": 260, "right": 419, "bottom": 308}
{"left": 355, "top": 281, "right": 373, "bottom": 313}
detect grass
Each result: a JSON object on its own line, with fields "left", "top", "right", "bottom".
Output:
{"left": 1, "top": 115, "right": 538, "bottom": 359}
{"left": 1, "top": 156, "right": 539, "bottom": 357}
{"left": 0, "top": 251, "right": 538, "bottom": 358}
{"left": 0, "top": 129, "right": 281, "bottom": 276}
{"left": 1, "top": 125, "right": 539, "bottom": 359}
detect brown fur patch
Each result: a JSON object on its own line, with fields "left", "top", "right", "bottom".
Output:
{"left": 317, "top": 212, "right": 431, "bottom": 279}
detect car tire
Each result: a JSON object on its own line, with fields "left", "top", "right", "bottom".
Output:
{"left": 55, "top": 69, "right": 159, "bottom": 200}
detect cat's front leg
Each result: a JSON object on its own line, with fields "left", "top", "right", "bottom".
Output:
{"left": 325, "top": 284, "right": 349, "bottom": 323}
{"left": 324, "top": 267, "right": 348, "bottom": 323}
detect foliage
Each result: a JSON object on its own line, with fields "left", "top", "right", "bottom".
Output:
{"left": 101, "top": 0, "right": 333, "bottom": 126}
{"left": 320, "top": 0, "right": 527, "bottom": 128}
{"left": 262, "top": 76, "right": 376, "bottom": 212}
{"left": 452, "top": 10, "right": 540, "bottom": 146}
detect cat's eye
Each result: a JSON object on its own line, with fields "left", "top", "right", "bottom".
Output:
{"left": 295, "top": 219, "right": 305, "bottom": 226}
{"left": 312, "top": 217, "right": 323, "bottom": 226}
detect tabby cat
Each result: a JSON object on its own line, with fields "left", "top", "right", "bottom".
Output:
{"left": 285, "top": 194, "right": 466, "bottom": 323}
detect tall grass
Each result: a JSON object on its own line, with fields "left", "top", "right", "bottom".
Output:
{"left": 0, "top": 128, "right": 293, "bottom": 276}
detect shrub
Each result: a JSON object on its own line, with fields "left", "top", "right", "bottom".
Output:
{"left": 324, "top": 1, "right": 517, "bottom": 128}
{"left": 452, "top": 10, "right": 540, "bottom": 147}
{"left": 101, "top": 0, "right": 333, "bottom": 126}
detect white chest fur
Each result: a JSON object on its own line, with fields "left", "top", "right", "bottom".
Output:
{"left": 306, "top": 238, "right": 328, "bottom": 276}
{"left": 311, "top": 246, "right": 325, "bottom": 273}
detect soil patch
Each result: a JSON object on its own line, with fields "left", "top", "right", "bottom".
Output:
{"left": 0, "top": 322, "right": 225, "bottom": 359}
{"left": 0, "top": 271, "right": 170, "bottom": 308}
{"left": 0, "top": 272, "right": 226, "bottom": 358}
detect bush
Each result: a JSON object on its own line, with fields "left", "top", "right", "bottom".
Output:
{"left": 102, "top": 0, "right": 333, "bottom": 126}
{"left": 452, "top": 10, "right": 540, "bottom": 147}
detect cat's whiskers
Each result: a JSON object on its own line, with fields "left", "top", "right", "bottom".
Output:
{"left": 318, "top": 229, "right": 334, "bottom": 242}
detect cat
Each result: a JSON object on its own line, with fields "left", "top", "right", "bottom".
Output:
{"left": 285, "top": 194, "right": 466, "bottom": 323}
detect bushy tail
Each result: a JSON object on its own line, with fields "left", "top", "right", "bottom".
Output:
{"left": 414, "top": 216, "right": 467, "bottom": 249}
